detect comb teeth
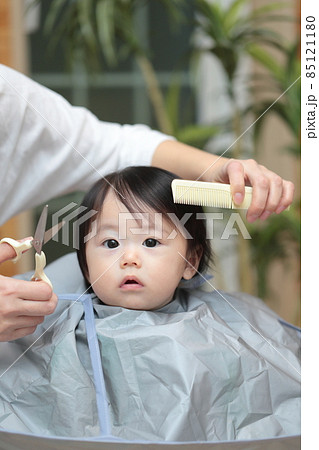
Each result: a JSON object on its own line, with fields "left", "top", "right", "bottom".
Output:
{"left": 171, "top": 180, "right": 252, "bottom": 210}
{"left": 173, "top": 185, "right": 232, "bottom": 208}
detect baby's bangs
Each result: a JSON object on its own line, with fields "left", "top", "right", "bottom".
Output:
{"left": 113, "top": 168, "right": 177, "bottom": 220}
{"left": 90, "top": 181, "right": 111, "bottom": 212}
{"left": 89, "top": 175, "right": 130, "bottom": 213}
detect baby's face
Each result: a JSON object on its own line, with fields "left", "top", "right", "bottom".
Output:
{"left": 85, "top": 191, "right": 198, "bottom": 310}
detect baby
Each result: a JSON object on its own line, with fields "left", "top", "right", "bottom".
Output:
{"left": 77, "top": 165, "right": 213, "bottom": 309}
{"left": 0, "top": 166, "right": 300, "bottom": 442}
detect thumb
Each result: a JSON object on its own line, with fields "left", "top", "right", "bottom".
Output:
{"left": 0, "top": 237, "right": 33, "bottom": 264}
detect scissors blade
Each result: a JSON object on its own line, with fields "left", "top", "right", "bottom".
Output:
{"left": 43, "top": 221, "right": 65, "bottom": 245}
{"left": 32, "top": 205, "right": 48, "bottom": 255}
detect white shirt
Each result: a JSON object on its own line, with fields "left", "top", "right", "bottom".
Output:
{"left": 0, "top": 64, "right": 173, "bottom": 225}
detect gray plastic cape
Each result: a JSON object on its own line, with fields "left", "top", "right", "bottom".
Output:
{"left": 0, "top": 253, "right": 300, "bottom": 447}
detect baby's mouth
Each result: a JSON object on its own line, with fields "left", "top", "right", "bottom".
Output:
{"left": 120, "top": 276, "right": 144, "bottom": 289}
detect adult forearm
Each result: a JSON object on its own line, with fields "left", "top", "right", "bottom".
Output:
{"left": 151, "top": 140, "right": 228, "bottom": 182}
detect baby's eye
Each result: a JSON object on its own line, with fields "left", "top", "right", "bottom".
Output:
{"left": 143, "top": 238, "right": 159, "bottom": 248}
{"left": 103, "top": 239, "right": 119, "bottom": 249}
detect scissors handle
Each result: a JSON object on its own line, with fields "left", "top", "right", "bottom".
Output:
{"left": 30, "top": 251, "right": 52, "bottom": 289}
{"left": 0, "top": 238, "right": 52, "bottom": 288}
{"left": 0, "top": 238, "right": 33, "bottom": 263}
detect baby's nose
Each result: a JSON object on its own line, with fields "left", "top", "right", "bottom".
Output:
{"left": 120, "top": 249, "right": 141, "bottom": 268}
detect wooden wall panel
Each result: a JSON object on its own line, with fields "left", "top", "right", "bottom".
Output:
{"left": 0, "top": 0, "right": 33, "bottom": 275}
{"left": 0, "top": 0, "right": 12, "bottom": 66}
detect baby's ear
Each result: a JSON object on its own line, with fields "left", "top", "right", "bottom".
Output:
{"left": 182, "top": 249, "right": 202, "bottom": 280}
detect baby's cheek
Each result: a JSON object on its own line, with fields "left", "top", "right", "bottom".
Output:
{"left": 154, "top": 268, "right": 180, "bottom": 292}
{"left": 91, "top": 281, "right": 107, "bottom": 304}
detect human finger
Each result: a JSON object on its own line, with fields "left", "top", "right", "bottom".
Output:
{"left": 0, "top": 307, "right": 48, "bottom": 342}
{"left": 17, "top": 294, "right": 58, "bottom": 317}
{"left": 219, "top": 159, "right": 271, "bottom": 217}
{"left": 275, "top": 180, "right": 295, "bottom": 214}
{"left": 0, "top": 237, "right": 33, "bottom": 264}
{"left": 259, "top": 173, "right": 284, "bottom": 221}
{"left": 3, "top": 326, "right": 38, "bottom": 341}
{"left": 0, "top": 312, "right": 42, "bottom": 342}
{"left": 225, "top": 159, "right": 247, "bottom": 206}
{"left": 6, "top": 315, "right": 45, "bottom": 328}
{"left": 247, "top": 169, "right": 294, "bottom": 221}
{"left": 14, "top": 315, "right": 45, "bottom": 330}
{"left": 0, "top": 289, "right": 57, "bottom": 318}
{"left": 0, "top": 277, "right": 54, "bottom": 301}
{"left": 246, "top": 171, "right": 270, "bottom": 222}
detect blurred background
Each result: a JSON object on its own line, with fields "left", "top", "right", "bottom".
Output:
{"left": 0, "top": 0, "right": 300, "bottom": 324}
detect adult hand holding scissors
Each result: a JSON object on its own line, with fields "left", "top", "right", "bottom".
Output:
{"left": 0, "top": 206, "right": 62, "bottom": 342}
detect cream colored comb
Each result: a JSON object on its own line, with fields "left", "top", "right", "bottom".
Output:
{"left": 171, "top": 180, "right": 253, "bottom": 210}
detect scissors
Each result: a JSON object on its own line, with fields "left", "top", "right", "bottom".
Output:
{"left": 0, "top": 205, "right": 63, "bottom": 288}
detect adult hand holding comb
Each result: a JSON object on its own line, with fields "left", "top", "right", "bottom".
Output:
{"left": 153, "top": 142, "right": 294, "bottom": 222}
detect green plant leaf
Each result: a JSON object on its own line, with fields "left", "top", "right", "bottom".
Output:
{"left": 78, "top": 0, "right": 96, "bottom": 49}
{"left": 195, "top": 0, "right": 226, "bottom": 42}
{"left": 246, "top": 44, "right": 284, "bottom": 81}
{"left": 248, "top": 210, "right": 300, "bottom": 298}
{"left": 95, "top": 0, "right": 117, "bottom": 65}
{"left": 224, "top": 0, "right": 249, "bottom": 34}
{"left": 176, "top": 124, "right": 220, "bottom": 147}
{"left": 165, "top": 77, "right": 182, "bottom": 133}
{"left": 43, "top": 0, "right": 66, "bottom": 35}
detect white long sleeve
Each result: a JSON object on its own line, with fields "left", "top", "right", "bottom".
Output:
{"left": 0, "top": 64, "right": 173, "bottom": 225}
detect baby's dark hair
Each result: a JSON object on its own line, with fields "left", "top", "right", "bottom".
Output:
{"left": 76, "top": 166, "right": 213, "bottom": 285}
